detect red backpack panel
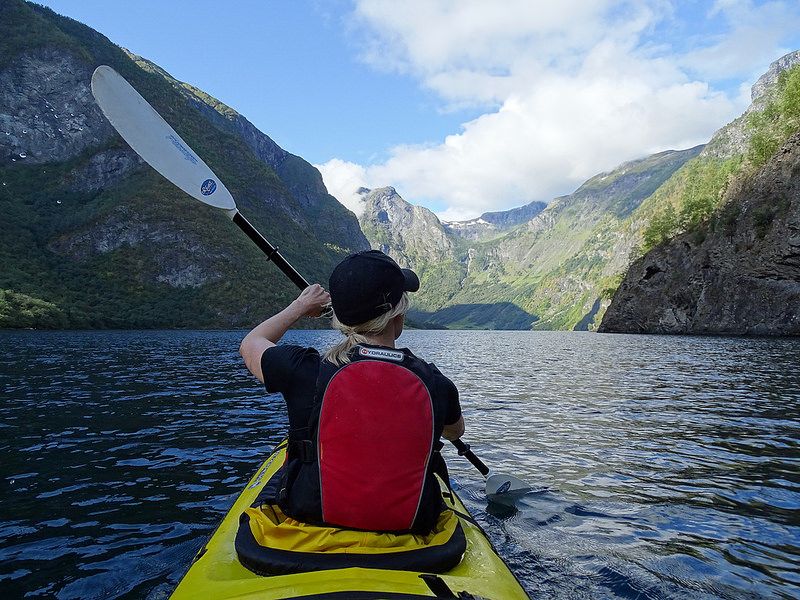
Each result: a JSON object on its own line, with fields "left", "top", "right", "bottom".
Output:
{"left": 318, "top": 360, "right": 434, "bottom": 531}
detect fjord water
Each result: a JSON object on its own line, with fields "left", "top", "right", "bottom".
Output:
{"left": 1, "top": 330, "right": 798, "bottom": 599}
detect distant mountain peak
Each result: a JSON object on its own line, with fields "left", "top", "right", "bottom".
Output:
{"left": 358, "top": 187, "right": 453, "bottom": 270}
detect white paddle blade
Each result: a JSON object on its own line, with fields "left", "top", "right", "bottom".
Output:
{"left": 90, "top": 65, "right": 236, "bottom": 211}
{"left": 485, "top": 473, "right": 532, "bottom": 496}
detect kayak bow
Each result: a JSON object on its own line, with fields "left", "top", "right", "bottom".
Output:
{"left": 170, "top": 442, "right": 529, "bottom": 599}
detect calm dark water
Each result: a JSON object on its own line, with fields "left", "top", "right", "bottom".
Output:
{"left": 0, "top": 330, "right": 798, "bottom": 599}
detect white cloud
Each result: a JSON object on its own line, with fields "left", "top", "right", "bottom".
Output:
{"left": 315, "top": 158, "right": 370, "bottom": 214}
{"left": 319, "top": 0, "right": 800, "bottom": 219}
{"left": 350, "top": 1, "right": 678, "bottom": 104}
{"left": 366, "top": 65, "right": 734, "bottom": 220}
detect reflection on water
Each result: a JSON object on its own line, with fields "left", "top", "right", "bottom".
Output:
{"left": 0, "top": 330, "right": 798, "bottom": 599}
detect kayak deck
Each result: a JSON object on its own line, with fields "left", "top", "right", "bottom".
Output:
{"left": 170, "top": 443, "right": 529, "bottom": 599}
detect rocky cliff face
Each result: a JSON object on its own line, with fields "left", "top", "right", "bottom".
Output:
{"left": 0, "top": 0, "right": 366, "bottom": 328}
{"left": 751, "top": 51, "right": 800, "bottom": 103}
{"left": 67, "top": 148, "right": 142, "bottom": 193}
{"left": 600, "top": 133, "right": 800, "bottom": 335}
{"left": 359, "top": 186, "right": 455, "bottom": 267}
{"left": 599, "top": 52, "right": 800, "bottom": 335}
{"left": 0, "top": 47, "right": 113, "bottom": 163}
{"left": 702, "top": 51, "right": 800, "bottom": 160}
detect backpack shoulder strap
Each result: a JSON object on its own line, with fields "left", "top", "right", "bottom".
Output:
{"left": 287, "top": 359, "right": 338, "bottom": 463}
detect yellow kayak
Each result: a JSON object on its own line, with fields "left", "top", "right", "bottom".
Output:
{"left": 170, "top": 442, "right": 529, "bottom": 599}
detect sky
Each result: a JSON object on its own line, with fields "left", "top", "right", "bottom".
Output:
{"left": 36, "top": 0, "right": 800, "bottom": 220}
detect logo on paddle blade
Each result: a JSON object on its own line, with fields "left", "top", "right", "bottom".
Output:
{"left": 201, "top": 178, "right": 217, "bottom": 196}
{"left": 496, "top": 480, "right": 512, "bottom": 494}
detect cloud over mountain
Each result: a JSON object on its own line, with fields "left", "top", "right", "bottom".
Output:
{"left": 318, "top": 0, "right": 800, "bottom": 220}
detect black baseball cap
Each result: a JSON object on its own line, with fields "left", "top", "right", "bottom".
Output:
{"left": 329, "top": 250, "right": 419, "bottom": 326}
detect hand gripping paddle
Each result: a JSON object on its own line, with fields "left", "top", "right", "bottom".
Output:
{"left": 90, "top": 65, "right": 309, "bottom": 291}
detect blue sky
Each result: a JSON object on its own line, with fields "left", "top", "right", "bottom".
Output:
{"left": 36, "top": 1, "right": 800, "bottom": 219}
{"left": 35, "top": 0, "right": 475, "bottom": 164}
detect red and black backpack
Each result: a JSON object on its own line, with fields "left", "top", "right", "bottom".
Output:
{"left": 282, "top": 345, "right": 446, "bottom": 533}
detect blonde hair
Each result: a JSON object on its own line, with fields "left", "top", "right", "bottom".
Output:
{"left": 324, "top": 293, "right": 410, "bottom": 366}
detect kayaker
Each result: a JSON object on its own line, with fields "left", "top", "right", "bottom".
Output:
{"left": 239, "top": 249, "right": 465, "bottom": 534}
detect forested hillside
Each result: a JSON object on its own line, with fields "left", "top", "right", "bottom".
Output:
{"left": 0, "top": 0, "right": 367, "bottom": 328}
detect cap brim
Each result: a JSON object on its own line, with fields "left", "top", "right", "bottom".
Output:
{"left": 402, "top": 268, "right": 420, "bottom": 292}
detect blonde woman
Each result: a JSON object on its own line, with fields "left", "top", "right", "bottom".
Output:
{"left": 240, "top": 250, "right": 464, "bottom": 534}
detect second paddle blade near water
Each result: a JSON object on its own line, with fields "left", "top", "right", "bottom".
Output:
{"left": 486, "top": 472, "right": 532, "bottom": 496}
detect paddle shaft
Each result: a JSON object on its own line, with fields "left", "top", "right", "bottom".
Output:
{"left": 450, "top": 439, "right": 490, "bottom": 478}
{"left": 230, "top": 211, "right": 309, "bottom": 291}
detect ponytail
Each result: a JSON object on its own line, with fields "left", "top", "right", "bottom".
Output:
{"left": 324, "top": 293, "right": 410, "bottom": 366}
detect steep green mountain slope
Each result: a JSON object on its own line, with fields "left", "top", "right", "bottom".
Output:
{"left": 0, "top": 0, "right": 367, "bottom": 328}
{"left": 630, "top": 53, "right": 800, "bottom": 256}
{"left": 359, "top": 149, "right": 700, "bottom": 329}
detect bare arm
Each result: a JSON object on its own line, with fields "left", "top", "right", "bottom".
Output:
{"left": 442, "top": 415, "right": 465, "bottom": 441}
{"left": 239, "top": 284, "right": 330, "bottom": 383}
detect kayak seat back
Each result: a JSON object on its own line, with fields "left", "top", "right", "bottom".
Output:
{"left": 235, "top": 502, "right": 466, "bottom": 575}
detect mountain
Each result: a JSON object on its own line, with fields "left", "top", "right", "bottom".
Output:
{"left": 359, "top": 148, "right": 701, "bottom": 329}
{"left": 442, "top": 200, "right": 547, "bottom": 241}
{"left": 5, "top": 0, "right": 796, "bottom": 334}
{"left": 702, "top": 51, "right": 800, "bottom": 161}
{"left": 361, "top": 51, "right": 800, "bottom": 332}
{"left": 0, "top": 0, "right": 368, "bottom": 328}
{"left": 130, "top": 54, "right": 367, "bottom": 253}
{"left": 480, "top": 201, "right": 548, "bottom": 228}
{"left": 357, "top": 186, "right": 471, "bottom": 325}
{"left": 359, "top": 187, "right": 454, "bottom": 268}
{"left": 600, "top": 56, "right": 800, "bottom": 335}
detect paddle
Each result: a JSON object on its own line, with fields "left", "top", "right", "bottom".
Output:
{"left": 90, "top": 65, "right": 309, "bottom": 291}
{"left": 451, "top": 439, "right": 531, "bottom": 496}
